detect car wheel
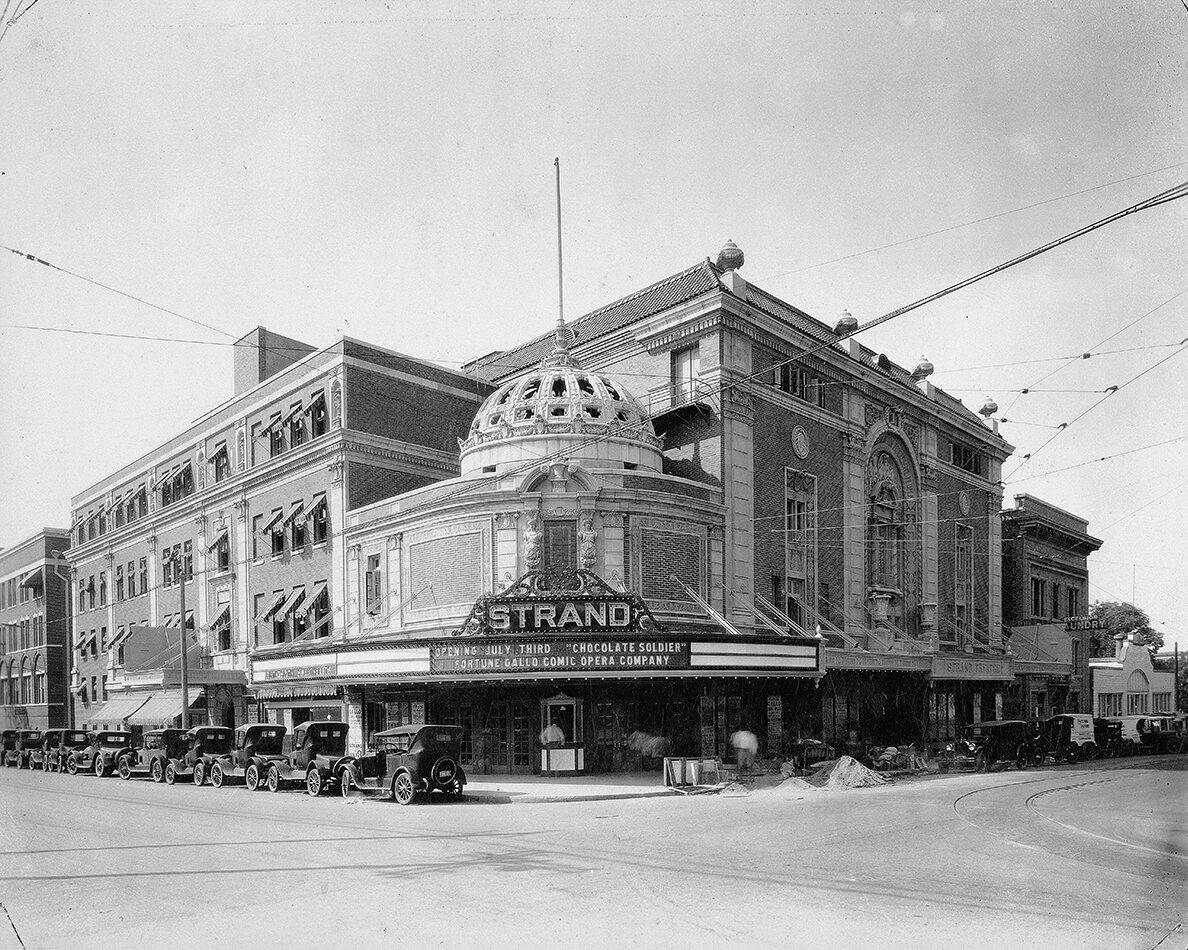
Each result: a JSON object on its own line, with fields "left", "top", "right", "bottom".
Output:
{"left": 1065, "top": 747, "right": 1078, "bottom": 765}
{"left": 165, "top": 762, "right": 178, "bottom": 785}
{"left": 245, "top": 763, "right": 261, "bottom": 791}
{"left": 193, "top": 761, "right": 206, "bottom": 786}
{"left": 67, "top": 757, "right": 78, "bottom": 775}
{"left": 1030, "top": 748, "right": 1045, "bottom": 768}
{"left": 306, "top": 767, "right": 324, "bottom": 797}
{"left": 338, "top": 768, "right": 352, "bottom": 797}
{"left": 211, "top": 764, "right": 225, "bottom": 789}
{"left": 1015, "top": 750, "right": 1028, "bottom": 770}
{"left": 266, "top": 766, "right": 281, "bottom": 793}
{"left": 151, "top": 759, "right": 164, "bottom": 783}
{"left": 447, "top": 778, "right": 464, "bottom": 798}
{"left": 118, "top": 759, "right": 132, "bottom": 780}
{"left": 1083, "top": 744, "right": 1096, "bottom": 762}
{"left": 392, "top": 772, "right": 416, "bottom": 805}
{"left": 94, "top": 756, "right": 106, "bottom": 778}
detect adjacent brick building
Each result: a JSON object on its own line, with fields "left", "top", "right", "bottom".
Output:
{"left": 67, "top": 328, "right": 491, "bottom": 730}
{"left": 1001, "top": 494, "right": 1103, "bottom": 716}
{"left": 0, "top": 529, "right": 72, "bottom": 730}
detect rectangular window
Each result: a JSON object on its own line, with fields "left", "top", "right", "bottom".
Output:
{"left": 100, "top": 627, "right": 107, "bottom": 653}
{"left": 115, "top": 500, "right": 125, "bottom": 528}
{"left": 88, "top": 576, "right": 96, "bottom": 610}
{"left": 90, "top": 676, "right": 96, "bottom": 704}
{"left": 137, "top": 488, "right": 148, "bottom": 518}
{"left": 1050, "top": 583, "right": 1062, "bottom": 619}
{"left": 98, "top": 572, "right": 107, "bottom": 606}
{"left": 542, "top": 521, "right": 577, "bottom": 572}
{"left": 163, "top": 552, "right": 174, "bottom": 589}
{"left": 310, "top": 393, "right": 328, "bottom": 438}
{"left": 213, "top": 443, "right": 230, "bottom": 483}
{"left": 270, "top": 511, "right": 286, "bottom": 556}
{"left": 126, "top": 562, "right": 136, "bottom": 598}
{"left": 785, "top": 469, "right": 817, "bottom": 631}
{"left": 269, "top": 414, "right": 284, "bottom": 458}
{"left": 1153, "top": 692, "right": 1172, "bottom": 713}
{"left": 252, "top": 593, "right": 266, "bottom": 648}
{"left": 365, "top": 554, "right": 383, "bottom": 616}
{"left": 310, "top": 583, "right": 330, "bottom": 638}
{"left": 1127, "top": 693, "right": 1148, "bottom": 715}
{"left": 115, "top": 566, "right": 124, "bottom": 602}
{"left": 138, "top": 558, "right": 147, "bottom": 596}
{"left": 311, "top": 495, "right": 329, "bottom": 543}
{"left": 291, "top": 503, "right": 307, "bottom": 549}
{"left": 1071, "top": 639, "right": 1080, "bottom": 669}
{"left": 1066, "top": 587, "right": 1079, "bottom": 618}
{"left": 250, "top": 423, "right": 262, "bottom": 466}
{"left": 791, "top": 369, "right": 810, "bottom": 401}
{"left": 272, "top": 591, "right": 288, "bottom": 645}
{"left": 215, "top": 591, "right": 232, "bottom": 652}
{"left": 671, "top": 345, "right": 700, "bottom": 402}
{"left": 183, "top": 540, "right": 193, "bottom": 581}
{"left": 950, "top": 443, "right": 985, "bottom": 476}
{"left": 215, "top": 535, "right": 231, "bottom": 573}
{"left": 1031, "top": 577, "right": 1045, "bottom": 617}
{"left": 252, "top": 514, "right": 264, "bottom": 559}
{"left": 288, "top": 403, "right": 305, "bottom": 448}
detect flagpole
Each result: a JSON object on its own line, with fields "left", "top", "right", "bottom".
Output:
{"left": 555, "top": 157, "right": 564, "bottom": 326}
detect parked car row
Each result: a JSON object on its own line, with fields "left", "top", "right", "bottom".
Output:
{"left": 0, "top": 721, "right": 466, "bottom": 805}
{"left": 940, "top": 713, "right": 1186, "bottom": 772}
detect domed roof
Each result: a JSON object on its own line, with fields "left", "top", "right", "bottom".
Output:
{"left": 459, "top": 322, "right": 661, "bottom": 471}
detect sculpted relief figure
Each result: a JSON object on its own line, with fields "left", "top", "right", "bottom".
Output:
{"left": 524, "top": 516, "right": 542, "bottom": 570}
{"left": 578, "top": 515, "right": 597, "bottom": 569}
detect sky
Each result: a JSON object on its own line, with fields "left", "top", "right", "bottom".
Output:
{"left": 1, "top": 1, "right": 1185, "bottom": 645}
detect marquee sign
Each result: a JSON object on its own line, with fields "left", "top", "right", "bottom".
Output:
{"left": 453, "top": 569, "right": 666, "bottom": 637}
{"left": 430, "top": 638, "right": 690, "bottom": 675}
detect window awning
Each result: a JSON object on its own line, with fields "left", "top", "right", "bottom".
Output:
{"left": 18, "top": 567, "right": 44, "bottom": 590}
{"left": 127, "top": 689, "right": 204, "bottom": 726}
{"left": 281, "top": 502, "right": 306, "bottom": 527}
{"left": 210, "top": 604, "right": 231, "bottom": 628}
{"left": 304, "top": 496, "right": 327, "bottom": 521}
{"left": 207, "top": 530, "right": 228, "bottom": 551}
{"left": 73, "top": 681, "right": 88, "bottom": 695}
{"left": 210, "top": 443, "right": 228, "bottom": 461}
{"left": 256, "top": 591, "right": 287, "bottom": 624}
{"left": 84, "top": 693, "right": 151, "bottom": 724}
{"left": 164, "top": 611, "right": 194, "bottom": 628}
{"left": 261, "top": 510, "right": 285, "bottom": 533}
{"left": 110, "top": 626, "right": 135, "bottom": 651}
{"left": 81, "top": 703, "right": 106, "bottom": 723}
{"left": 76, "top": 631, "right": 96, "bottom": 653}
{"left": 300, "top": 581, "right": 328, "bottom": 616}
{"left": 278, "top": 587, "right": 306, "bottom": 618}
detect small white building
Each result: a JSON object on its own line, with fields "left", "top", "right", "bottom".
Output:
{"left": 1090, "top": 632, "right": 1175, "bottom": 717}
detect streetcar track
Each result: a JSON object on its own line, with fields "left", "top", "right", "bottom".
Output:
{"left": 1023, "top": 782, "right": 1186, "bottom": 861}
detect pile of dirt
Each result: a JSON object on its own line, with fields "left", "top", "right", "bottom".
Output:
{"left": 719, "top": 781, "right": 751, "bottom": 797}
{"left": 810, "top": 755, "right": 889, "bottom": 790}
{"left": 768, "top": 776, "right": 818, "bottom": 798}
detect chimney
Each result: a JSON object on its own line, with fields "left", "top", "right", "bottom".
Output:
{"left": 233, "top": 327, "right": 317, "bottom": 395}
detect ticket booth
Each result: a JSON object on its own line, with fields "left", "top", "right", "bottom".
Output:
{"left": 540, "top": 693, "right": 584, "bottom": 775}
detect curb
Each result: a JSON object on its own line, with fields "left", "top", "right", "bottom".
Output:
{"left": 464, "top": 788, "right": 677, "bottom": 805}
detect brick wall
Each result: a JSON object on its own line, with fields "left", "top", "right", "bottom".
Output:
{"left": 346, "top": 366, "right": 484, "bottom": 453}
{"left": 347, "top": 462, "right": 436, "bottom": 512}
{"left": 751, "top": 398, "right": 845, "bottom": 624}
{"left": 935, "top": 471, "right": 993, "bottom": 632}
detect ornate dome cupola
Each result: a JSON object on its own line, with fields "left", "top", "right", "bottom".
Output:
{"left": 460, "top": 318, "right": 663, "bottom": 477}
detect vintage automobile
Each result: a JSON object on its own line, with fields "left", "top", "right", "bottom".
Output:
{"left": 68, "top": 730, "right": 134, "bottom": 776}
{"left": 263, "top": 721, "right": 356, "bottom": 795}
{"left": 940, "top": 720, "right": 1045, "bottom": 772}
{"left": 3, "top": 730, "right": 44, "bottom": 768}
{"left": 1, "top": 730, "right": 19, "bottom": 765}
{"left": 1092, "top": 718, "right": 1124, "bottom": 759}
{"left": 116, "top": 729, "right": 189, "bottom": 782}
{"left": 1136, "top": 716, "right": 1186, "bottom": 754}
{"left": 342, "top": 724, "right": 465, "bottom": 804}
{"left": 337, "top": 725, "right": 419, "bottom": 798}
{"left": 41, "top": 729, "right": 91, "bottom": 772}
{"left": 208, "top": 724, "right": 288, "bottom": 790}
{"left": 1113, "top": 716, "right": 1146, "bottom": 754}
{"left": 164, "top": 725, "right": 234, "bottom": 785}
{"left": 1040, "top": 714, "right": 1097, "bottom": 764}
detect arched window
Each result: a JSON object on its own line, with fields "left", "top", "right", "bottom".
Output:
{"left": 866, "top": 451, "right": 906, "bottom": 592}
{"left": 20, "top": 657, "right": 31, "bottom": 705}
{"left": 32, "top": 656, "right": 44, "bottom": 705}
{"left": 1, "top": 661, "right": 10, "bottom": 704}
{"left": 1126, "top": 669, "right": 1149, "bottom": 692}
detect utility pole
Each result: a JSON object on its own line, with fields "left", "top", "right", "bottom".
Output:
{"left": 177, "top": 551, "right": 191, "bottom": 729}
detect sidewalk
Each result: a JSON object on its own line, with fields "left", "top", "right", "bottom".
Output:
{"left": 463, "top": 771, "right": 675, "bottom": 804}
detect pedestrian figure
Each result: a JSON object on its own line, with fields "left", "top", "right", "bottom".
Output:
{"left": 731, "top": 729, "right": 758, "bottom": 773}
{"left": 540, "top": 722, "right": 564, "bottom": 746}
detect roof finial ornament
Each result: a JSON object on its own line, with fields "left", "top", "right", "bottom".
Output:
{"left": 716, "top": 239, "right": 744, "bottom": 272}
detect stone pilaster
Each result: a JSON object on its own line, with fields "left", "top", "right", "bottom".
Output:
{"left": 346, "top": 543, "right": 361, "bottom": 638}
{"left": 598, "top": 512, "right": 625, "bottom": 590}
{"left": 920, "top": 461, "right": 939, "bottom": 652}
{"left": 988, "top": 475, "right": 1005, "bottom": 648}
{"left": 720, "top": 330, "right": 755, "bottom": 629}
{"left": 387, "top": 534, "right": 402, "bottom": 630}
{"left": 494, "top": 512, "right": 520, "bottom": 590}
{"left": 232, "top": 498, "right": 251, "bottom": 654}
{"left": 145, "top": 533, "right": 160, "bottom": 624}
{"left": 841, "top": 431, "right": 867, "bottom": 641}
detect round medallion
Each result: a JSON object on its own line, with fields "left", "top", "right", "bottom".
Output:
{"left": 791, "top": 426, "right": 810, "bottom": 460}
{"left": 958, "top": 491, "right": 971, "bottom": 516}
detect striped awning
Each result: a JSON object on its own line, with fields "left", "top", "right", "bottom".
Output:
{"left": 255, "top": 590, "right": 287, "bottom": 624}
{"left": 278, "top": 587, "right": 306, "bottom": 618}
{"left": 127, "top": 689, "right": 204, "bottom": 726}
{"left": 164, "top": 611, "right": 194, "bottom": 629}
{"left": 300, "top": 581, "right": 328, "bottom": 616}
{"left": 261, "top": 509, "right": 285, "bottom": 533}
{"left": 281, "top": 501, "right": 305, "bottom": 527}
{"left": 210, "top": 604, "right": 231, "bottom": 629}
{"left": 19, "top": 567, "right": 44, "bottom": 590}
{"left": 75, "top": 631, "right": 96, "bottom": 653}
{"left": 84, "top": 693, "right": 150, "bottom": 724}
{"left": 207, "top": 529, "right": 228, "bottom": 551}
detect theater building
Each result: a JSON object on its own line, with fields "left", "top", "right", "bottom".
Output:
{"left": 250, "top": 241, "right": 1014, "bottom": 768}
{"left": 67, "top": 327, "right": 491, "bottom": 730}
{"left": 0, "top": 529, "right": 72, "bottom": 730}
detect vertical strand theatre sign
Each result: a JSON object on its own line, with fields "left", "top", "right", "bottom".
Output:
{"left": 438, "top": 569, "right": 687, "bottom": 674}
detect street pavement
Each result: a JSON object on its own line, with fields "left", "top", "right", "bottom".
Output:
{"left": 0, "top": 756, "right": 1183, "bottom": 950}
